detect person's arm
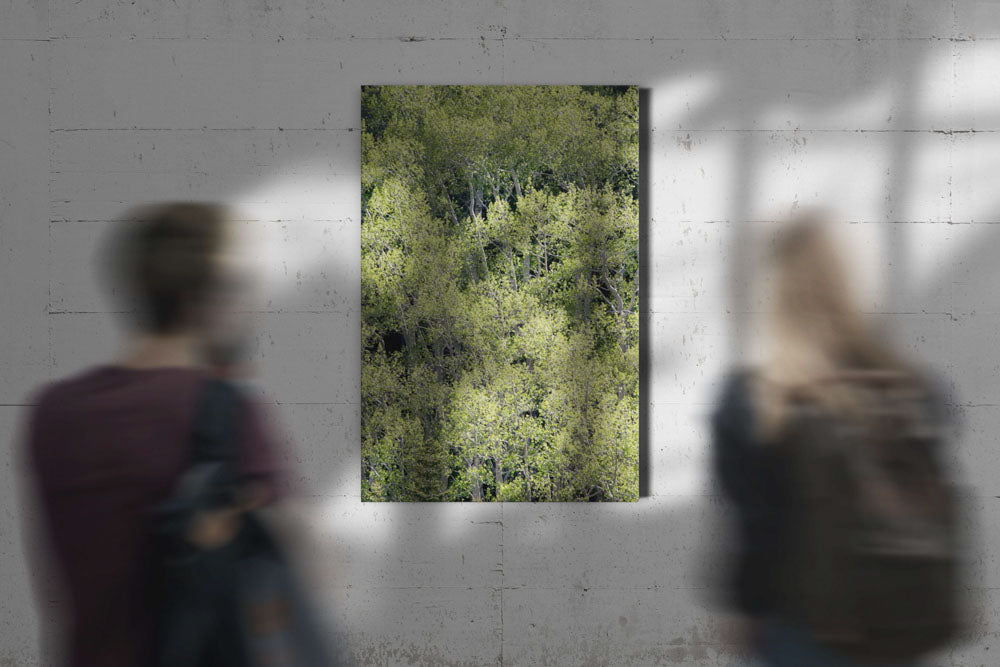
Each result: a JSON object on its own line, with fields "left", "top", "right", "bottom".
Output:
{"left": 228, "top": 393, "right": 339, "bottom": 584}
{"left": 233, "top": 391, "right": 290, "bottom": 504}
{"left": 710, "top": 372, "right": 784, "bottom": 619}
{"left": 185, "top": 385, "right": 289, "bottom": 550}
{"left": 16, "top": 387, "right": 71, "bottom": 663}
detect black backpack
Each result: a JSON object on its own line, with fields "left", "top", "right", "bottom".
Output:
{"left": 777, "top": 370, "right": 964, "bottom": 662}
{"left": 148, "top": 378, "right": 342, "bottom": 667}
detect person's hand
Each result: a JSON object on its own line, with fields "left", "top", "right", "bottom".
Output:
{"left": 186, "top": 506, "right": 242, "bottom": 549}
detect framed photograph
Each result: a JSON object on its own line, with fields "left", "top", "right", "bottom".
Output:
{"left": 362, "top": 85, "right": 639, "bottom": 501}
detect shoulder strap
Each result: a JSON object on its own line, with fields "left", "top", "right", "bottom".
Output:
{"left": 149, "top": 378, "right": 246, "bottom": 544}
{"left": 190, "top": 377, "right": 243, "bottom": 465}
{"left": 185, "top": 377, "right": 246, "bottom": 509}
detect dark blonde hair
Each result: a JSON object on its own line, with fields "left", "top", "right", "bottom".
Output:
{"left": 754, "top": 214, "right": 912, "bottom": 440}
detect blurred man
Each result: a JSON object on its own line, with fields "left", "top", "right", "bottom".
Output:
{"left": 20, "top": 203, "right": 285, "bottom": 666}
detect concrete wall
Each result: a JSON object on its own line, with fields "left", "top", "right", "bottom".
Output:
{"left": 2, "top": 1, "right": 999, "bottom": 664}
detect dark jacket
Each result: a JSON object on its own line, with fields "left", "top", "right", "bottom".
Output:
{"left": 710, "top": 368, "right": 956, "bottom": 618}
{"left": 710, "top": 371, "right": 788, "bottom": 616}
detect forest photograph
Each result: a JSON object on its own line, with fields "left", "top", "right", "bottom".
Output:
{"left": 361, "top": 85, "right": 639, "bottom": 502}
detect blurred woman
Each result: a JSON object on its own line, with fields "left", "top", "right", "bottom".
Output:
{"left": 711, "top": 214, "right": 958, "bottom": 666}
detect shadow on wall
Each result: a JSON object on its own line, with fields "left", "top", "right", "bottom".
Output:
{"left": 229, "top": 81, "right": 1000, "bottom": 667}
{"left": 36, "top": 3, "right": 1000, "bottom": 662}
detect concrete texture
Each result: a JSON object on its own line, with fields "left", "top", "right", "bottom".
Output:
{"left": 3, "top": 1, "right": 1000, "bottom": 664}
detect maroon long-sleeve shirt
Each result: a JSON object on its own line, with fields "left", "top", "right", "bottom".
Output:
{"left": 21, "top": 365, "right": 286, "bottom": 666}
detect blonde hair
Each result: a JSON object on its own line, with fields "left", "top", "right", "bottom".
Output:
{"left": 753, "top": 214, "right": 911, "bottom": 441}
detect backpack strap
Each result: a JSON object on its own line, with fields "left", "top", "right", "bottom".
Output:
{"left": 150, "top": 378, "right": 244, "bottom": 542}
{"left": 187, "top": 377, "right": 245, "bottom": 508}
{"left": 190, "top": 379, "right": 242, "bottom": 460}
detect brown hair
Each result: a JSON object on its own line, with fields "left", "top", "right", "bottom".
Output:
{"left": 112, "top": 202, "right": 230, "bottom": 333}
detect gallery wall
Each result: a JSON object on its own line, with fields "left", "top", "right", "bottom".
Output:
{"left": 2, "top": 1, "right": 999, "bottom": 663}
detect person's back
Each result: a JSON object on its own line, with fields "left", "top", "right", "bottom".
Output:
{"left": 20, "top": 203, "right": 283, "bottom": 666}
{"left": 26, "top": 366, "right": 280, "bottom": 665}
{"left": 710, "top": 214, "right": 966, "bottom": 666}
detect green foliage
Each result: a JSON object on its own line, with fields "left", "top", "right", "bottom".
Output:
{"left": 361, "top": 85, "right": 639, "bottom": 502}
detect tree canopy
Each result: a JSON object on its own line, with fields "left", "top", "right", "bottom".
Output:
{"left": 361, "top": 85, "right": 639, "bottom": 502}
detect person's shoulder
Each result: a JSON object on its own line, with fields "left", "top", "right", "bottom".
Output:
{"left": 202, "top": 377, "right": 270, "bottom": 411}
{"left": 26, "top": 366, "right": 108, "bottom": 413}
{"left": 26, "top": 381, "right": 59, "bottom": 412}
{"left": 714, "top": 366, "right": 759, "bottom": 411}
{"left": 20, "top": 367, "right": 114, "bottom": 462}
{"left": 203, "top": 379, "right": 280, "bottom": 440}
{"left": 711, "top": 365, "right": 762, "bottom": 439}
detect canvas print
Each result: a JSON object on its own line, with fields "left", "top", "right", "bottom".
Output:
{"left": 362, "top": 85, "right": 639, "bottom": 501}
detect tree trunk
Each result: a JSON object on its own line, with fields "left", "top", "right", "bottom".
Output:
{"left": 473, "top": 216, "right": 490, "bottom": 279}
{"left": 469, "top": 455, "right": 483, "bottom": 502}
{"left": 523, "top": 439, "right": 532, "bottom": 502}
{"left": 440, "top": 180, "right": 459, "bottom": 225}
